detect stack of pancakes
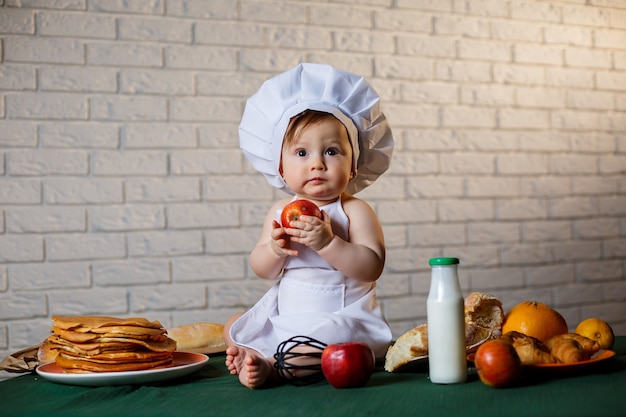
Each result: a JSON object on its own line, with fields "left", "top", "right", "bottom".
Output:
{"left": 38, "top": 315, "right": 177, "bottom": 373}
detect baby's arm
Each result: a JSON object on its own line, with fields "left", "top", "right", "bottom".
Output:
{"left": 316, "top": 195, "right": 385, "bottom": 282}
{"left": 249, "top": 199, "right": 295, "bottom": 279}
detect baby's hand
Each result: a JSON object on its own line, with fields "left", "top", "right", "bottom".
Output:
{"left": 270, "top": 220, "right": 299, "bottom": 258}
{"left": 284, "top": 211, "right": 333, "bottom": 252}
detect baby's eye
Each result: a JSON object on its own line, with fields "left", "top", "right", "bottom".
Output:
{"left": 325, "top": 148, "right": 340, "bottom": 156}
{"left": 296, "top": 149, "right": 307, "bottom": 157}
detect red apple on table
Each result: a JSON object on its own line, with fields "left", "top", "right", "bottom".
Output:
{"left": 281, "top": 199, "right": 322, "bottom": 228}
{"left": 474, "top": 340, "right": 523, "bottom": 388}
{"left": 321, "top": 342, "right": 376, "bottom": 389}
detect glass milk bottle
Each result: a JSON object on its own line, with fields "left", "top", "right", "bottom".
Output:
{"left": 427, "top": 257, "right": 467, "bottom": 384}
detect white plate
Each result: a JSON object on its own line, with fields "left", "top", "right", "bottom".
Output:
{"left": 36, "top": 352, "right": 208, "bottom": 387}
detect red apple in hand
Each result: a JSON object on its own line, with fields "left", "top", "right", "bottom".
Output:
{"left": 281, "top": 199, "right": 322, "bottom": 228}
{"left": 321, "top": 342, "right": 376, "bottom": 388}
{"left": 474, "top": 340, "right": 523, "bottom": 388}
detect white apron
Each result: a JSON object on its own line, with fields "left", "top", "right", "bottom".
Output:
{"left": 229, "top": 197, "right": 392, "bottom": 359}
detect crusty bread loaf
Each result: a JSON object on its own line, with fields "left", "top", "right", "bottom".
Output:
{"left": 384, "top": 292, "right": 504, "bottom": 372}
{"left": 167, "top": 322, "right": 226, "bottom": 353}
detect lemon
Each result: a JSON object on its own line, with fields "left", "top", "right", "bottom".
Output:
{"left": 575, "top": 318, "right": 615, "bottom": 350}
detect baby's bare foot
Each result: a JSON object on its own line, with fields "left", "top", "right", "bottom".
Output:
{"left": 239, "top": 353, "right": 272, "bottom": 389}
{"left": 225, "top": 345, "right": 244, "bottom": 375}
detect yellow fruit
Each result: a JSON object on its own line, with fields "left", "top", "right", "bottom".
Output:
{"left": 502, "top": 301, "right": 568, "bottom": 343}
{"left": 575, "top": 318, "right": 615, "bottom": 350}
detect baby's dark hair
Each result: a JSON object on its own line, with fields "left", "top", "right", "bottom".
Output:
{"left": 283, "top": 110, "right": 339, "bottom": 147}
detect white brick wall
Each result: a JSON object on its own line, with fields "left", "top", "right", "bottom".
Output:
{"left": 1, "top": 0, "right": 625, "bottom": 371}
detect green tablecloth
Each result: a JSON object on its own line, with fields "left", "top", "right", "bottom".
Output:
{"left": 2, "top": 336, "right": 625, "bottom": 417}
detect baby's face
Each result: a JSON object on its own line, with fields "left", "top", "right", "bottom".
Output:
{"left": 280, "top": 117, "right": 353, "bottom": 204}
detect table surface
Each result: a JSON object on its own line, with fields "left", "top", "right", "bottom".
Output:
{"left": 1, "top": 336, "right": 625, "bottom": 417}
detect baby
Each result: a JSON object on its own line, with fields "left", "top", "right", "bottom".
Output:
{"left": 224, "top": 63, "right": 394, "bottom": 388}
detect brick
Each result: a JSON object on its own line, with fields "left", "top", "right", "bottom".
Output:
{"left": 0, "top": 293, "right": 47, "bottom": 319}
{"left": 126, "top": 177, "right": 201, "bottom": 203}
{"left": 197, "top": 72, "right": 268, "bottom": 97}
{"left": 434, "top": 15, "right": 490, "bottom": 38}
{"left": 45, "top": 178, "right": 123, "bottom": 204}
{"left": 49, "top": 288, "right": 129, "bottom": 315}
{"left": 443, "top": 106, "right": 496, "bottom": 128}
{"left": 575, "top": 218, "right": 620, "bottom": 239}
{"left": 500, "top": 243, "right": 553, "bottom": 265}
{"left": 375, "top": 56, "right": 433, "bottom": 80}
{"left": 438, "top": 199, "right": 494, "bottom": 222}
{"left": 520, "top": 177, "right": 571, "bottom": 197}
{"left": 550, "top": 197, "right": 598, "bottom": 218}
{"left": 89, "top": 205, "right": 165, "bottom": 231}
{"left": 170, "top": 149, "right": 242, "bottom": 174}
{"left": 0, "top": 179, "right": 41, "bottom": 204}
{"left": 132, "top": 284, "right": 207, "bottom": 311}
{"left": 0, "top": 235, "right": 44, "bottom": 262}
{"left": 493, "top": 63, "right": 545, "bottom": 85}
{"left": 92, "top": 150, "right": 168, "bottom": 176}
{"left": 565, "top": 47, "right": 612, "bottom": 69}
{"left": 510, "top": 1, "right": 561, "bottom": 22}
{"left": 550, "top": 110, "right": 600, "bottom": 130}
{"left": 496, "top": 198, "right": 548, "bottom": 220}
{"left": 47, "top": 233, "right": 126, "bottom": 261}
{"left": 545, "top": 67, "right": 594, "bottom": 88}
{"left": 377, "top": 200, "right": 437, "bottom": 224}
{"left": 9, "top": 262, "right": 89, "bottom": 290}
{"left": 516, "top": 87, "right": 566, "bottom": 109}
{"left": 312, "top": 5, "right": 372, "bottom": 28}
{"left": 0, "top": 8, "right": 35, "bottom": 34}
{"left": 167, "top": 202, "right": 239, "bottom": 229}
{"left": 6, "top": 93, "right": 87, "bottom": 120}
{"left": 166, "top": 0, "right": 236, "bottom": 18}
{"left": 0, "top": 121, "right": 37, "bottom": 147}
{"left": 596, "top": 71, "right": 626, "bottom": 91}
{"left": 205, "top": 228, "right": 259, "bottom": 255}
{"left": 390, "top": 152, "right": 437, "bottom": 174}
{"left": 563, "top": 5, "right": 611, "bottom": 26}
{"left": 87, "top": 43, "right": 162, "bottom": 67}
{"left": 461, "top": 84, "right": 515, "bottom": 106}
{"left": 436, "top": 60, "right": 492, "bottom": 83}
{"left": 203, "top": 175, "right": 268, "bottom": 201}
{"left": 459, "top": 39, "right": 511, "bottom": 61}
{"left": 8, "top": 149, "right": 89, "bottom": 175}
{"left": 334, "top": 30, "right": 395, "bottom": 54}
{"left": 123, "top": 123, "right": 196, "bottom": 148}
{"left": 518, "top": 132, "right": 569, "bottom": 152}
{"left": 402, "top": 82, "right": 458, "bottom": 105}
{"left": 441, "top": 153, "right": 495, "bottom": 174}
{"left": 39, "top": 122, "right": 119, "bottom": 148}
{"left": 409, "top": 223, "right": 466, "bottom": 246}
{"left": 524, "top": 220, "right": 572, "bottom": 242}
{"left": 38, "top": 11, "right": 115, "bottom": 38}
{"left": 497, "top": 154, "right": 548, "bottom": 175}
{"left": 374, "top": 9, "right": 431, "bottom": 32}
{"left": 544, "top": 25, "right": 593, "bottom": 46}
{"left": 397, "top": 35, "right": 455, "bottom": 58}
{"left": 550, "top": 155, "right": 597, "bottom": 175}
{"left": 269, "top": 26, "right": 332, "bottom": 50}
{"left": 500, "top": 108, "right": 549, "bottom": 129}
{"left": 127, "top": 230, "right": 203, "bottom": 256}
{"left": 408, "top": 176, "right": 465, "bottom": 198}
{"left": 118, "top": 17, "right": 192, "bottom": 43}
{"left": 578, "top": 259, "right": 623, "bottom": 281}
{"left": 491, "top": 19, "right": 543, "bottom": 42}
{"left": 0, "top": 64, "right": 36, "bottom": 90}
{"left": 39, "top": 66, "right": 118, "bottom": 93}
{"left": 7, "top": 206, "right": 85, "bottom": 233}
{"left": 466, "top": 177, "right": 520, "bottom": 197}
{"left": 169, "top": 97, "right": 241, "bottom": 122}
{"left": 172, "top": 255, "right": 245, "bottom": 281}
{"left": 165, "top": 45, "right": 237, "bottom": 70}
{"left": 599, "top": 196, "right": 626, "bottom": 216}
{"left": 468, "top": 267, "right": 524, "bottom": 290}
{"left": 397, "top": 0, "right": 452, "bottom": 12}
{"left": 89, "top": 0, "right": 163, "bottom": 14}
{"left": 572, "top": 176, "right": 619, "bottom": 195}
{"left": 383, "top": 103, "right": 438, "bottom": 127}
{"left": 4, "top": 36, "right": 84, "bottom": 64}
{"left": 91, "top": 95, "right": 167, "bottom": 121}
{"left": 120, "top": 69, "right": 194, "bottom": 95}
{"left": 93, "top": 259, "right": 170, "bottom": 285}
{"left": 208, "top": 281, "right": 273, "bottom": 308}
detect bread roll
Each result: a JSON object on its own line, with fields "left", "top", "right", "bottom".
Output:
{"left": 167, "top": 322, "right": 226, "bottom": 353}
{"left": 384, "top": 292, "right": 504, "bottom": 372}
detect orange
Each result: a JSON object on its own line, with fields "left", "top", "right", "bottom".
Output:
{"left": 575, "top": 318, "right": 615, "bottom": 350}
{"left": 502, "top": 301, "right": 568, "bottom": 343}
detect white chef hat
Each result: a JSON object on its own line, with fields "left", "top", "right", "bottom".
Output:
{"left": 239, "top": 63, "right": 394, "bottom": 195}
